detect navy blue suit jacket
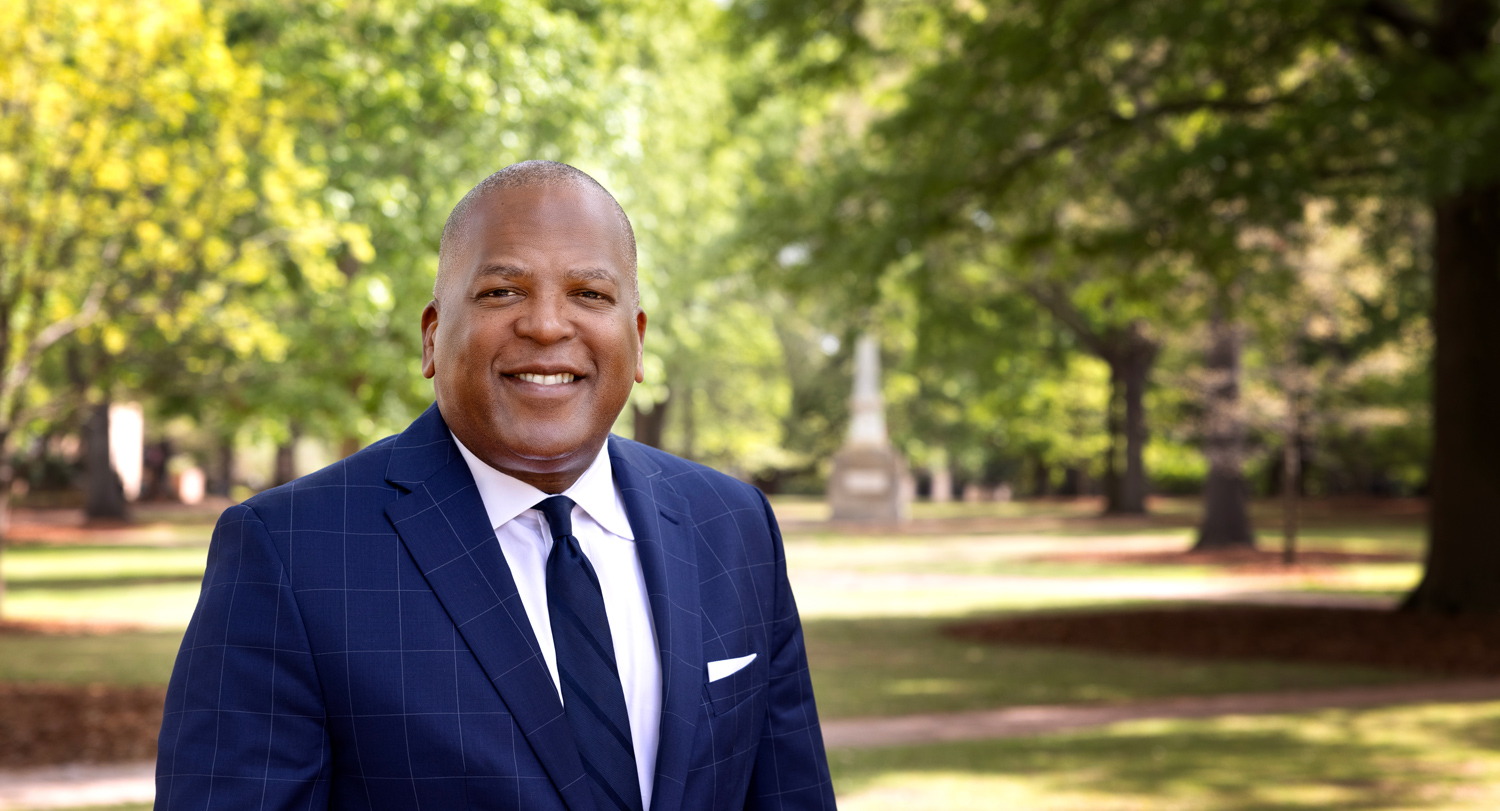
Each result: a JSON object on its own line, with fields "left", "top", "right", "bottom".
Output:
{"left": 155, "top": 405, "right": 835, "bottom": 810}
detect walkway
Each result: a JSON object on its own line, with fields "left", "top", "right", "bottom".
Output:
{"left": 0, "top": 761, "right": 153, "bottom": 811}
{"left": 5, "top": 680, "right": 1500, "bottom": 810}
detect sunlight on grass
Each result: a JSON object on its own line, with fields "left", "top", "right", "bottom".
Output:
{"left": 1262, "top": 528, "right": 1426, "bottom": 554}
{"left": 831, "top": 702, "right": 1500, "bottom": 810}
{"left": 780, "top": 517, "right": 1424, "bottom": 616}
{"left": 3, "top": 545, "right": 209, "bottom": 584}
{"left": 0, "top": 545, "right": 205, "bottom": 627}
{"left": 789, "top": 577, "right": 1121, "bottom": 619}
{"left": 783, "top": 533, "right": 1200, "bottom": 573}
{"left": 4, "top": 581, "right": 200, "bottom": 628}
{"left": 1305, "top": 563, "right": 1423, "bottom": 592}
{"left": 46, "top": 805, "right": 153, "bottom": 811}
{"left": 6, "top": 523, "right": 214, "bottom": 546}
{"left": 805, "top": 616, "right": 1415, "bottom": 719}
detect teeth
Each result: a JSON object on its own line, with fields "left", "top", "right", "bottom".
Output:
{"left": 516, "top": 373, "right": 576, "bottom": 386}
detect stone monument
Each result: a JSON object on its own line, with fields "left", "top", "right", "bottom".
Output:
{"left": 829, "top": 334, "right": 909, "bottom": 521}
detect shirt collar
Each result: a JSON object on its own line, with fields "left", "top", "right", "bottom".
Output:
{"left": 451, "top": 433, "right": 635, "bottom": 541}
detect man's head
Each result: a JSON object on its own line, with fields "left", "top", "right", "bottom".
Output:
{"left": 436, "top": 161, "right": 639, "bottom": 302}
{"left": 423, "top": 161, "right": 646, "bottom": 493}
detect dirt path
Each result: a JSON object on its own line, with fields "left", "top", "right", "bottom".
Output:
{"left": 5, "top": 680, "right": 1499, "bottom": 810}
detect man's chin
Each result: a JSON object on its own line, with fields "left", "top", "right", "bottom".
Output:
{"left": 491, "top": 429, "right": 604, "bottom": 467}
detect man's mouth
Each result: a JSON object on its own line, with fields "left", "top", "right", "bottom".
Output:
{"left": 513, "top": 372, "right": 577, "bottom": 386}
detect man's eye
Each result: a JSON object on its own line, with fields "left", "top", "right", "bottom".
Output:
{"left": 481, "top": 288, "right": 516, "bottom": 298}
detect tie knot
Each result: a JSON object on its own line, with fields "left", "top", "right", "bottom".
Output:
{"left": 535, "top": 495, "right": 576, "bottom": 539}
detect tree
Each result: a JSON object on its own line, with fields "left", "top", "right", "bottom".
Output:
{"left": 1235, "top": 200, "right": 1432, "bottom": 557}
{"left": 736, "top": 0, "right": 1500, "bottom": 609}
{"left": 206, "top": 0, "right": 804, "bottom": 486}
{"left": 0, "top": 0, "right": 351, "bottom": 613}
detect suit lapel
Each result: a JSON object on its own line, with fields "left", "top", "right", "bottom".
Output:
{"left": 385, "top": 407, "right": 597, "bottom": 811}
{"left": 610, "top": 437, "right": 702, "bottom": 811}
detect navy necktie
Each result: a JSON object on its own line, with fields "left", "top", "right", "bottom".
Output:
{"left": 536, "top": 495, "right": 643, "bottom": 811}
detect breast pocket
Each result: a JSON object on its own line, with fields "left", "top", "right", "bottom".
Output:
{"left": 703, "top": 652, "right": 766, "bottom": 717}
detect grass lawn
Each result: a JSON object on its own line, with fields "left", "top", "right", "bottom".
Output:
{"left": 46, "top": 806, "right": 151, "bottom": 811}
{"left": 804, "top": 615, "right": 1419, "bottom": 719}
{"left": 776, "top": 498, "right": 1425, "bottom": 614}
{"left": 0, "top": 630, "right": 182, "bottom": 684}
{"left": 1, "top": 580, "right": 203, "bottom": 628}
{"left": 1, "top": 545, "right": 207, "bottom": 628}
{"left": 830, "top": 701, "right": 1500, "bottom": 810}
{"left": 0, "top": 499, "right": 1431, "bottom": 710}
{"left": 3, "top": 545, "right": 210, "bottom": 584}
{"left": 6, "top": 498, "right": 1481, "bottom": 810}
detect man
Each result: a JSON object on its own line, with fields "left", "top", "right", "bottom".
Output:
{"left": 155, "top": 161, "right": 836, "bottom": 811}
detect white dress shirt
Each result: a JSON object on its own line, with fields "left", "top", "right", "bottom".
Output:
{"left": 453, "top": 436, "right": 661, "bottom": 809}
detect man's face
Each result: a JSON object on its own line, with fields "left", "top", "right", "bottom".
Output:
{"left": 422, "top": 184, "right": 646, "bottom": 488}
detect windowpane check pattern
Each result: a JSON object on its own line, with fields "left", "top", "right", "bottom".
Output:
{"left": 155, "top": 404, "right": 835, "bottom": 811}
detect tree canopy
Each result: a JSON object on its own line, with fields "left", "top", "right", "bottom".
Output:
{"left": 731, "top": 0, "right": 1494, "bottom": 609}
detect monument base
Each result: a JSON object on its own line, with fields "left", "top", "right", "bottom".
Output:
{"left": 829, "top": 445, "right": 909, "bottom": 522}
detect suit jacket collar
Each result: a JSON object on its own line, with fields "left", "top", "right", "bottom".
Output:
{"left": 385, "top": 406, "right": 704, "bottom": 811}
{"left": 384, "top": 403, "right": 460, "bottom": 492}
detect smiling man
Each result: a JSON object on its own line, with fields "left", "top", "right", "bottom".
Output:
{"left": 155, "top": 162, "right": 836, "bottom": 811}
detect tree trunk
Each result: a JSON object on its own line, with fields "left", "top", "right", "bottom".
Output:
{"left": 0, "top": 460, "right": 10, "bottom": 620}
{"left": 209, "top": 435, "right": 234, "bottom": 497}
{"left": 1059, "top": 466, "right": 1082, "bottom": 497}
{"left": 1102, "top": 326, "right": 1156, "bottom": 515}
{"left": 1121, "top": 349, "right": 1150, "bottom": 512}
{"left": 1103, "top": 375, "right": 1124, "bottom": 509}
{"left": 930, "top": 453, "right": 953, "bottom": 503}
{"left": 273, "top": 426, "right": 299, "bottom": 488}
{"left": 632, "top": 393, "right": 670, "bottom": 449}
{"left": 681, "top": 387, "right": 696, "bottom": 460}
{"left": 1282, "top": 406, "right": 1301, "bottom": 566}
{"left": 1193, "top": 312, "right": 1255, "bottom": 550}
{"left": 1026, "top": 454, "right": 1049, "bottom": 497}
{"left": 1404, "top": 183, "right": 1500, "bottom": 612}
{"left": 83, "top": 400, "right": 127, "bottom": 521}
{"left": 142, "top": 439, "right": 171, "bottom": 501}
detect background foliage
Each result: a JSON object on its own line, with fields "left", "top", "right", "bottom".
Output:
{"left": 0, "top": 0, "right": 1455, "bottom": 518}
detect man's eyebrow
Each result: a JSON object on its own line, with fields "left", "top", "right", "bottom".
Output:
{"left": 474, "top": 263, "right": 529, "bottom": 279}
{"left": 565, "top": 267, "right": 618, "bottom": 285}
{"left": 472, "top": 265, "right": 616, "bottom": 284}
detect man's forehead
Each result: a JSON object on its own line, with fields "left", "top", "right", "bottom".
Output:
{"left": 463, "top": 185, "right": 624, "bottom": 250}
{"left": 439, "top": 183, "right": 637, "bottom": 299}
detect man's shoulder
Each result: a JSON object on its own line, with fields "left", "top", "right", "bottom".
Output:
{"left": 608, "top": 435, "right": 769, "bottom": 512}
{"left": 236, "top": 434, "right": 402, "bottom": 522}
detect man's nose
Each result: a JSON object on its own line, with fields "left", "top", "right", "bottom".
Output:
{"left": 514, "top": 290, "right": 575, "bottom": 344}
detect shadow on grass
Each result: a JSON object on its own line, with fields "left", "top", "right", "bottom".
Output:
{"left": 828, "top": 712, "right": 1455, "bottom": 810}
{"left": 804, "top": 615, "right": 1418, "bottom": 720}
{"left": 1448, "top": 710, "right": 1500, "bottom": 750}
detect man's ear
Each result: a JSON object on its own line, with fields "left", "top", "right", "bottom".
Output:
{"left": 634, "top": 309, "right": 647, "bottom": 384}
{"left": 421, "top": 300, "right": 440, "bottom": 379}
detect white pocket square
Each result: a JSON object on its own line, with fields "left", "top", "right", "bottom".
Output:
{"left": 707, "top": 653, "right": 757, "bottom": 683}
